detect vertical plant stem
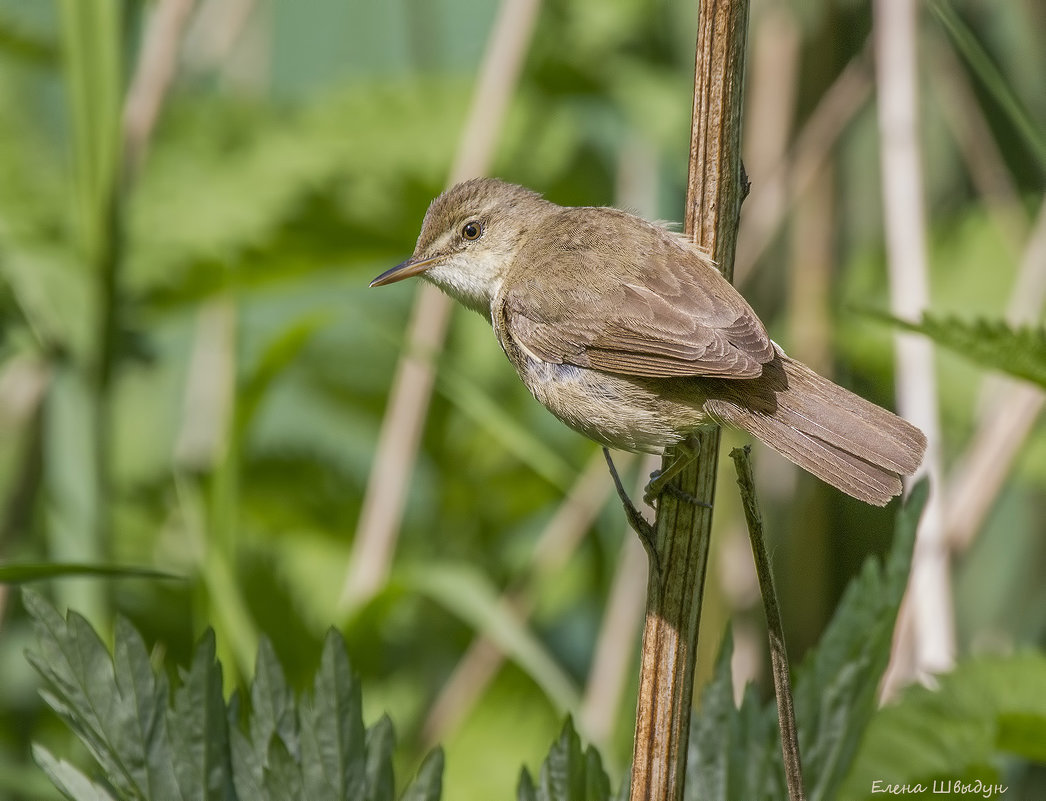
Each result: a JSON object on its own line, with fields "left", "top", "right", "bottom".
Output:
{"left": 629, "top": 1, "right": 750, "bottom": 798}
{"left": 729, "top": 446, "right": 805, "bottom": 801}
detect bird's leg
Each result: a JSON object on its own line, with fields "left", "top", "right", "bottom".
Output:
{"left": 602, "top": 448, "right": 659, "bottom": 571}
{"left": 643, "top": 439, "right": 713, "bottom": 509}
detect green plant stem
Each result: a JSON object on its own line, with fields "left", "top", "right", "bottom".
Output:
{"left": 628, "top": 1, "right": 751, "bottom": 798}
{"left": 730, "top": 446, "right": 805, "bottom": 801}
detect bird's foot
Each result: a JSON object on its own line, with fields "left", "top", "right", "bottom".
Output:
{"left": 642, "top": 441, "right": 712, "bottom": 509}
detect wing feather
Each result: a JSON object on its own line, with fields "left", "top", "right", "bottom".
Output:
{"left": 501, "top": 209, "right": 773, "bottom": 379}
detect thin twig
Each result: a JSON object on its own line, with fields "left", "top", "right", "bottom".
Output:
{"left": 343, "top": 0, "right": 543, "bottom": 610}
{"left": 730, "top": 446, "right": 805, "bottom": 801}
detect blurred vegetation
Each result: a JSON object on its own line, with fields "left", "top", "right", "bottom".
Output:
{"left": 0, "top": 0, "right": 1044, "bottom": 799}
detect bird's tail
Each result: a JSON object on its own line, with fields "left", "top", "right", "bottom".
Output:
{"left": 706, "top": 353, "right": 926, "bottom": 505}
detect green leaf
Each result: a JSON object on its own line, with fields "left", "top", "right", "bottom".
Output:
{"left": 793, "top": 480, "right": 927, "bottom": 801}
{"left": 398, "top": 562, "right": 581, "bottom": 712}
{"left": 229, "top": 697, "right": 266, "bottom": 801}
{"left": 686, "top": 482, "right": 927, "bottom": 801}
{"left": 110, "top": 616, "right": 179, "bottom": 799}
{"left": 168, "top": 630, "right": 234, "bottom": 800}
{"left": 0, "top": 562, "right": 178, "bottom": 583}
{"left": 298, "top": 629, "right": 366, "bottom": 801}
{"left": 249, "top": 637, "right": 299, "bottom": 767}
{"left": 263, "top": 736, "right": 305, "bottom": 801}
{"left": 518, "top": 768, "right": 537, "bottom": 801}
{"left": 685, "top": 633, "right": 781, "bottom": 801}
{"left": 362, "top": 716, "right": 395, "bottom": 801}
{"left": 24, "top": 589, "right": 138, "bottom": 797}
{"left": 523, "top": 718, "right": 611, "bottom": 801}
{"left": 400, "top": 748, "right": 445, "bottom": 801}
{"left": 996, "top": 712, "right": 1046, "bottom": 762}
{"left": 26, "top": 592, "right": 435, "bottom": 801}
{"left": 32, "top": 745, "right": 117, "bottom": 801}
{"left": 870, "top": 312, "right": 1046, "bottom": 389}
{"left": 841, "top": 652, "right": 1046, "bottom": 799}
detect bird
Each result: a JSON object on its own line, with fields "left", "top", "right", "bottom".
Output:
{"left": 371, "top": 178, "right": 926, "bottom": 506}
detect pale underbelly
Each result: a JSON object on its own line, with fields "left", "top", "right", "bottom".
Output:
{"left": 518, "top": 358, "right": 710, "bottom": 453}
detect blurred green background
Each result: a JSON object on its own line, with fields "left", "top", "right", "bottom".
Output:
{"left": 0, "top": 0, "right": 1044, "bottom": 798}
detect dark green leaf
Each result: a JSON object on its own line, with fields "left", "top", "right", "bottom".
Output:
{"left": 0, "top": 562, "right": 178, "bottom": 583}
{"left": 518, "top": 767, "right": 537, "bottom": 801}
{"left": 996, "top": 712, "right": 1046, "bottom": 762}
{"left": 841, "top": 652, "right": 1046, "bottom": 797}
{"left": 32, "top": 745, "right": 117, "bottom": 801}
{"left": 869, "top": 312, "right": 1046, "bottom": 389}
{"left": 793, "top": 480, "right": 926, "bottom": 801}
{"left": 24, "top": 590, "right": 139, "bottom": 797}
{"left": 685, "top": 633, "right": 780, "bottom": 801}
{"left": 299, "top": 628, "right": 366, "bottom": 801}
{"left": 400, "top": 748, "right": 444, "bottom": 801}
{"left": 111, "top": 616, "right": 179, "bottom": 799}
{"left": 249, "top": 637, "right": 299, "bottom": 767}
{"left": 263, "top": 736, "right": 305, "bottom": 801}
{"left": 169, "top": 630, "right": 234, "bottom": 800}
{"left": 229, "top": 707, "right": 265, "bottom": 801}
{"left": 686, "top": 482, "right": 927, "bottom": 801}
{"left": 527, "top": 718, "right": 611, "bottom": 801}
{"left": 363, "top": 716, "right": 395, "bottom": 801}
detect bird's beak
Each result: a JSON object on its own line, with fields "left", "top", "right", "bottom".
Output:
{"left": 369, "top": 255, "right": 439, "bottom": 287}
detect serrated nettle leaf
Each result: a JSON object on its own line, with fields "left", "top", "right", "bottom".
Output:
{"left": 582, "top": 748, "right": 611, "bottom": 801}
{"left": 841, "top": 652, "right": 1046, "bottom": 796}
{"left": 686, "top": 635, "right": 780, "bottom": 801}
{"left": 792, "top": 479, "right": 925, "bottom": 801}
{"left": 169, "top": 629, "right": 234, "bottom": 801}
{"left": 527, "top": 718, "right": 611, "bottom": 801}
{"left": 111, "top": 616, "right": 180, "bottom": 800}
{"left": 249, "top": 637, "right": 300, "bottom": 765}
{"left": 24, "top": 591, "right": 140, "bottom": 797}
{"left": 685, "top": 483, "right": 926, "bottom": 801}
{"left": 299, "top": 629, "right": 366, "bottom": 801}
{"left": 263, "top": 735, "right": 305, "bottom": 801}
{"left": 400, "top": 748, "right": 444, "bottom": 801}
{"left": 517, "top": 767, "right": 537, "bottom": 801}
{"left": 363, "top": 715, "right": 395, "bottom": 801}
{"left": 26, "top": 593, "right": 443, "bottom": 801}
{"left": 230, "top": 723, "right": 265, "bottom": 801}
{"left": 872, "top": 312, "right": 1046, "bottom": 389}
{"left": 32, "top": 745, "right": 118, "bottom": 801}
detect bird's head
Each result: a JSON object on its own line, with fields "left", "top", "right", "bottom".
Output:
{"left": 371, "top": 178, "right": 553, "bottom": 314}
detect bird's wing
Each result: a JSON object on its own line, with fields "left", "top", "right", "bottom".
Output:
{"left": 501, "top": 211, "right": 774, "bottom": 379}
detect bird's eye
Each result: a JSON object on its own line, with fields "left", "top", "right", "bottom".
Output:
{"left": 461, "top": 221, "right": 483, "bottom": 241}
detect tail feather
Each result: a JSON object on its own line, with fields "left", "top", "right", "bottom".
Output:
{"left": 706, "top": 353, "right": 927, "bottom": 506}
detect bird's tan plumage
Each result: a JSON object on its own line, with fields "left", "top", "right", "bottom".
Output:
{"left": 373, "top": 178, "right": 927, "bottom": 506}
